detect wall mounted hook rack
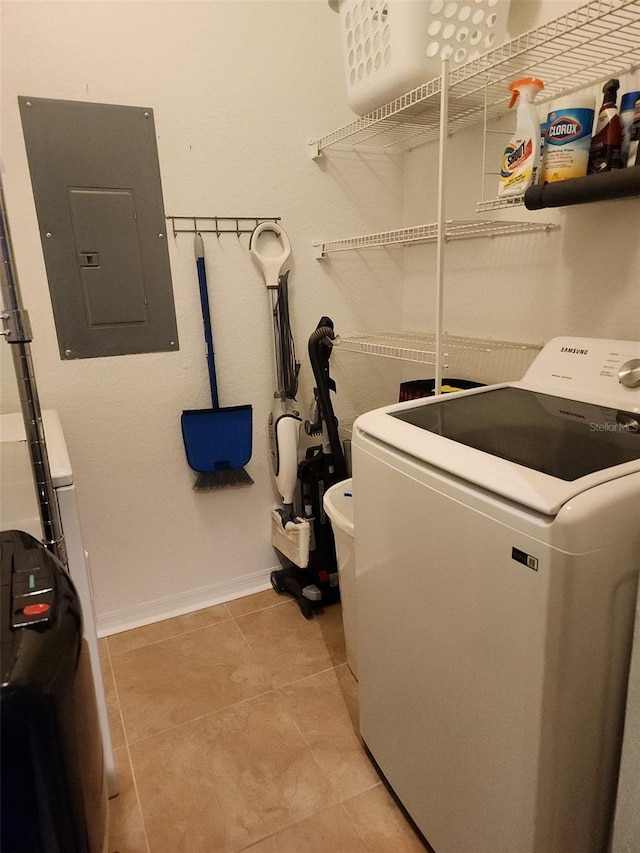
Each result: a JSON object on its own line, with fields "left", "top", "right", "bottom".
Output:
{"left": 166, "top": 215, "right": 281, "bottom": 238}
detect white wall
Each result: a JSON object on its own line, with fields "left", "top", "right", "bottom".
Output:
{"left": 1, "top": 0, "right": 404, "bottom": 632}
{"left": 2, "top": 0, "right": 639, "bottom": 636}
{"left": 402, "top": 120, "right": 640, "bottom": 362}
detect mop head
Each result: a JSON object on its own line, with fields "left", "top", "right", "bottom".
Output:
{"left": 194, "top": 466, "right": 254, "bottom": 491}
{"left": 271, "top": 509, "right": 310, "bottom": 568}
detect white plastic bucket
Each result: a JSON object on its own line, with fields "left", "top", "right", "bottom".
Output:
{"left": 324, "top": 478, "right": 357, "bottom": 679}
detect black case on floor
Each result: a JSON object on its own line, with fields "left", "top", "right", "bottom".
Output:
{"left": 1, "top": 529, "right": 107, "bottom": 853}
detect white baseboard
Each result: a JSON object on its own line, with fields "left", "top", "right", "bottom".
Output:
{"left": 96, "top": 565, "right": 278, "bottom": 637}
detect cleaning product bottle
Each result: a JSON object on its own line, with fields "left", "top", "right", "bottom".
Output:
{"left": 620, "top": 89, "right": 640, "bottom": 165}
{"left": 588, "top": 78, "right": 622, "bottom": 173}
{"left": 498, "top": 77, "right": 544, "bottom": 198}
{"left": 627, "top": 96, "right": 640, "bottom": 167}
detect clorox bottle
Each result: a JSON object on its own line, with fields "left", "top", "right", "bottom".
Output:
{"left": 498, "top": 77, "right": 545, "bottom": 198}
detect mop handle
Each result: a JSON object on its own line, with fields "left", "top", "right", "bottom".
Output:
{"left": 194, "top": 233, "right": 219, "bottom": 409}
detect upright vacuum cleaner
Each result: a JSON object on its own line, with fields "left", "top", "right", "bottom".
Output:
{"left": 249, "top": 223, "right": 310, "bottom": 573}
{"left": 271, "top": 317, "right": 347, "bottom": 618}
{"left": 249, "top": 223, "right": 345, "bottom": 618}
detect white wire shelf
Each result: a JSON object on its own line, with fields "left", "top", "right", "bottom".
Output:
{"left": 314, "top": 218, "right": 558, "bottom": 257}
{"left": 335, "top": 332, "right": 543, "bottom": 365}
{"left": 476, "top": 195, "right": 526, "bottom": 212}
{"left": 309, "top": 0, "right": 640, "bottom": 155}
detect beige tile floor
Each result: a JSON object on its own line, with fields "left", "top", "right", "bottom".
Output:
{"left": 102, "top": 588, "right": 427, "bottom": 853}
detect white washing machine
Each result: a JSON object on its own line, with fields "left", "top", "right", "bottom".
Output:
{"left": 0, "top": 410, "right": 117, "bottom": 798}
{"left": 352, "top": 337, "right": 640, "bottom": 853}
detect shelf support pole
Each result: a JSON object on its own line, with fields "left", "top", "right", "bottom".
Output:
{"left": 435, "top": 58, "right": 449, "bottom": 395}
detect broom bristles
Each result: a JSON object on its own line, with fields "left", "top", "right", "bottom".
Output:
{"left": 194, "top": 467, "right": 254, "bottom": 491}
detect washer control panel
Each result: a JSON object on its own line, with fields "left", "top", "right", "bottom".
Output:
{"left": 523, "top": 337, "right": 640, "bottom": 409}
{"left": 618, "top": 359, "right": 640, "bottom": 388}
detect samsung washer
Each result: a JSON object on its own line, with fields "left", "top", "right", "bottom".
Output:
{"left": 352, "top": 337, "right": 640, "bottom": 853}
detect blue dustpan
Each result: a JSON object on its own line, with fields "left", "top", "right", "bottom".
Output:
{"left": 182, "top": 234, "right": 253, "bottom": 490}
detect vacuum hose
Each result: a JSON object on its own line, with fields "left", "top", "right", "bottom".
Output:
{"left": 308, "top": 319, "right": 347, "bottom": 481}
{"left": 274, "top": 271, "right": 300, "bottom": 400}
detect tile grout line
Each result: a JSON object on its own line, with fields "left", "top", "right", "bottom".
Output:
{"left": 228, "top": 609, "right": 275, "bottom": 687}
{"left": 106, "top": 599, "right": 288, "bottom": 752}
{"left": 337, "top": 796, "right": 375, "bottom": 846}
{"left": 231, "top": 599, "right": 348, "bottom": 691}
{"left": 230, "top": 783, "right": 385, "bottom": 853}
{"left": 107, "top": 597, "right": 291, "bottom": 659}
{"left": 106, "top": 643, "right": 152, "bottom": 853}
{"left": 106, "top": 593, "right": 348, "bottom": 850}
{"left": 225, "top": 597, "right": 291, "bottom": 619}
{"left": 231, "top": 802, "right": 348, "bottom": 853}
{"left": 116, "top": 660, "right": 345, "bottom": 750}
{"left": 118, "top": 659, "right": 352, "bottom": 751}
{"left": 271, "top": 666, "right": 384, "bottom": 809}
{"left": 228, "top": 602, "right": 360, "bottom": 853}
{"left": 123, "top": 686, "right": 279, "bottom": 749}
{"left": 106, "top": 610, "right": 235, "bottom": 658}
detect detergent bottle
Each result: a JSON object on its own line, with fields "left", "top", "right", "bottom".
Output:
{"left": 498, "top": 77, "right": 545, "bottom": 198}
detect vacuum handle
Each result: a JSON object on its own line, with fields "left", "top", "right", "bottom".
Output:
{"left": 194, "top": 234, "right": 219, "bottom": 408}
{"left": 249, "top": 221, "right": 291, "bottom": 288}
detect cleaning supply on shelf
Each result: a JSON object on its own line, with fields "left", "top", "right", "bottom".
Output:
{"left": 588, "top": 79, "right": 622, "bottom": 173}
{"left": 538, "top": 112, "right": 547, "bottom": 183}
{"left": 498, "top": 77, "right": 545, "bottom": 198}
{"left": 620, "top": 90, "right": 640, "bottom": 165}
{"left": 542, "top": 95, "right": 595, "bottom": 183}
{"left": 627, "top": 97, "right": 640, "bottom": 167}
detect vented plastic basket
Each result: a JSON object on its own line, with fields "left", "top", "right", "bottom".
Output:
{"left": 332, "top": 0, "right": 511, "bottom": 115}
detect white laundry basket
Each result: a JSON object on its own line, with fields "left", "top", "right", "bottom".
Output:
{"left": 331, "top": 0, "right": 511, "bottom": 115}
{"left": 323, "top": 478, "right": 358, "bottom": 679}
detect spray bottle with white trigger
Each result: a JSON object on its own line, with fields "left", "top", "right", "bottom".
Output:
{"left": 498, "top": 77, "right": 545, "bottom": 198}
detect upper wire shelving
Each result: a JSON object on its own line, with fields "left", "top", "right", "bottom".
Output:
{"left": 309, "top": 0, "right": 640, "bottom": 156}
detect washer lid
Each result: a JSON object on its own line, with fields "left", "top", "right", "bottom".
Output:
{"left": 355, "top": 385, "right": 640, "bottom": 516}
{"left": 392, "top": 387, "right": 640, "bottom": 480}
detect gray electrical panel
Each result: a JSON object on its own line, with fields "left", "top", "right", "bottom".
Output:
{"left": 19, "top": 96, "right": 179, "bottom": 359}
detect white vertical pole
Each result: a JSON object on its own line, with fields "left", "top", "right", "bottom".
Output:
{"left": 481, "top": 73, "right": 489, "bottom": 204}
{"left": 434, "top": 58, "right": 449, "bottom": 396}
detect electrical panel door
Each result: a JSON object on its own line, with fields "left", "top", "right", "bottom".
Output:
{"left": 19, "top": 97, "right": 179, "bottom": 359}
